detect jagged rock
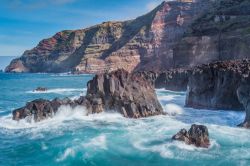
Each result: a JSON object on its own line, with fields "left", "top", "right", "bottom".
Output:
{"left": 185, "top": 60, "right": 250, "bottom": 110}
{"left": 12, "top": 70, "right": 163, "bottom": 121}
{"left": 34, "top": 87, "right": 48, "bottom": 92}
{"left": 86, "top": 69, "right": 164, "bottom": 118}
{"left": 172, "top": 124, "right": 210, "bottom": 148}
{"left": 12, "top": 97, "right": 88, "bottom": 122}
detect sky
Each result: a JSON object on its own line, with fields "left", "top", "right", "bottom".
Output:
{"left": 0, "top": 0, "right": 164, "bottom": 57}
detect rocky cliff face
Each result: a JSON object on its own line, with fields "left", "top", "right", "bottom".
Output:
{"left": 185, "top": 60, "right": 250, "bottom": 110}
{"left": 6, "top": 0, "right": 212, "bottom": 73}
{"left": 174, "top": 0, "right": 250, "bottom": 68}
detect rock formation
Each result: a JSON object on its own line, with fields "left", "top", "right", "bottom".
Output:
{"left": 172, "top": 124, "right": 210, "bottom": 148}
{"left": 174, "top": 0, "right": 250, "bottom": 68}
{"left": 5, "top": 0, "right": 212, "bottom": 73}
{"left": 12, "top": 70, "right": 163, "bottom": 121}
{"left": 86, "top": 69, "right": 163, "bottom": 118}
{"left": 185, "top": 60, "right": 250, "bottom": 110}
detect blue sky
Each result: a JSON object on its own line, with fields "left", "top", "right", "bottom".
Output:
{"left": 0, "top": 0, "right": 164, "bottom": 57}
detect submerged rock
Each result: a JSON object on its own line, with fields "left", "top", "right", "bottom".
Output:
{"left": 12, "top": 69, "right": 163, "bottom": 121}
{"left": 34, "top": 87, "right": 48, "bottom": 92}
{"left": 172, "top": 124, "right": 210, "bottom": 148}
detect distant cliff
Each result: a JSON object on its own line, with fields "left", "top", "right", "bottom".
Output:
{"left": 6, "top": 0, "right": 250, "bottom": 73}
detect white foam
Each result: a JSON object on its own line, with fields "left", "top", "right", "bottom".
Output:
{"left": 26, "top": 88, "right": 85, "bottom": 94}
{"left": 56, "top": 148, "right": 75, "bottom": 162}
{"left": 0, "top": 105, "right": 87, "bottom": 130}
{"left": 164, "top": 103, "right": 183, "bottom": 116}
{"left": 41, "top": 142, "right": 48, "bottom": 150}
{"left": 82, "top": 134, "right": 107, "bottom": 150}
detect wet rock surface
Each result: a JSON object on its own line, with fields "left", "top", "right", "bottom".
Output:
{"left": 12, "top": 70, "right": 163, "bottom": 121}
{"left": 86, "top": 69, "right": 164, "bottom": 118}
{"left": 12, "top": 97, "right": 88, "bottom": 122}
{"left": 172, "top": 124, "right": 210, "bottom": 148}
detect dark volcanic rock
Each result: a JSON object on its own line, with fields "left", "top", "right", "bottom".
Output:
{"left": 86, "top": 69, "right": 164, "bottom": 118}
{"left": 34, "top": 87, "right": 48, "bottom": 92}
{"left": 136, "top": 68, "right": 191, "bottom": 91}
{"left": 185, "top": 60, "right": 250, "bottom": 110}
{"left": 12, "top": 69, "right": 163, "bottom": 121}
{"left": 172, "top": 124, "right": 210, "bottom": 148}
{"left": 12, "top": 97, "right": 87, "bottom": 122}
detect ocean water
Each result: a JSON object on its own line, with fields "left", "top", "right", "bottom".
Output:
{"left": 0, "top": 73, "right": 249, "bottom": 166}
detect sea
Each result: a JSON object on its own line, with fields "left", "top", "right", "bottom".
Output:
{"left": 0, "top": 71, "right": 250, "bottom": 165}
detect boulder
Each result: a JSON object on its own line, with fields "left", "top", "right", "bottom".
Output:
{"left": 172, "top": 124, "right": 210, "bottom": 148}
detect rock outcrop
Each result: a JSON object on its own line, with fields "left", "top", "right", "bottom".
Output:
{"left": 12, "top": 98, "right": 82, "bottom": 122}
{"left": 12, "top": 70, "right": 163, "bottom": 121}
{"left": 5, "top": 0, "right": 212, "bottom": 73}
{"left": 86, "top": 69, "right": 164, "bottom": 118}
{"left": 185, "top": 60, "right": 250, "bottom": 110}
{"left": 172, "top": 124, "right": 210, "bottom": 148}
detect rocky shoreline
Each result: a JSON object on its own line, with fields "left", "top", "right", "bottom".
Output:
{"left": 13, "top": 70, "right": 163, "bottom": 122}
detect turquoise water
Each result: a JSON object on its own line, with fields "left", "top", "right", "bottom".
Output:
{"left": 0, "top": 73, "right": 249, "bottom": 166}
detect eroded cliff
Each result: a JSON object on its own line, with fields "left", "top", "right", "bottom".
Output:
{"left": 6, "top": 0, "right": 211, "bottom": 73}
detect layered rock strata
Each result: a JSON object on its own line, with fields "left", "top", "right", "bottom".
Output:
{"left": 6, "top": 0, "right": 211, "bottom": 73}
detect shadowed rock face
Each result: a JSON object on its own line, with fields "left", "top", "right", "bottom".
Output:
{"left": 5, "top": 0, "right": 212, "bottom": 73}
{"left": 12, "top": 70, "right": 163, "bottom": 122}
{"left": 172, "top": 124, "right": 210, "bottom": 148}
{"left": 136, "top": 68, "right": 191, "bottom": 91}
{"left": 185, "top": 60, "right": 250, "bottom": 110}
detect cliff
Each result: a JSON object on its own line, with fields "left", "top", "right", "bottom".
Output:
{"left": 5, "top": 0, "right": 212, "bottom": 73}
{"left": 174, "top": 0, "right": 250, "bottom": 67}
